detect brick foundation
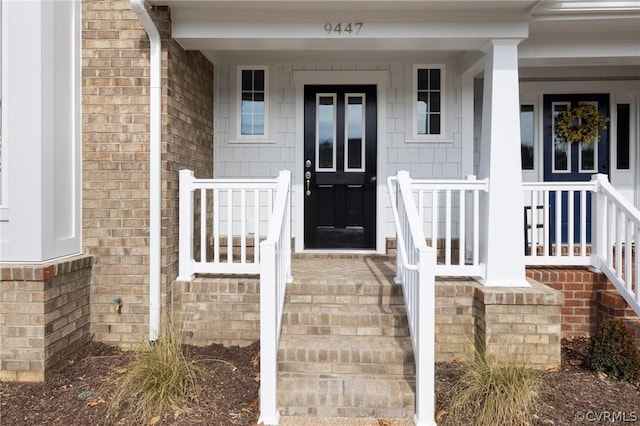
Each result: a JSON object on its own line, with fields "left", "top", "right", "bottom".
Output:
{"left": 596, "top": 289, "right": 640, "bottom": 347}
{"left": 526, "top": 266, "right": 638, "bottom": 342}
{"left": 526, "top": 267, "right": 608, "bottom": 337}
{"left": 0, "top": 255, "right": 93, "bottom": 381}
{"left": 435, "top": 279, "right": 478, "bottom": 362}
{"left": 172, "top": 277, "right": 260, "bottom": 347}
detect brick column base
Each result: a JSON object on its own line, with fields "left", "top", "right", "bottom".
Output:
{"left": 474, "top": 279, "right": 564, "bottom": 370}
{"left": 0, "top": 255, "right": 93, "bottom": 382}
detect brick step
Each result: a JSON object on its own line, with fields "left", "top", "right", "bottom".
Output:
{"left": 278, "top": 258, "right": 414, "bottom": 419}
{"left": 281, "top": 304, "right": 409, "bottom": 337}
{"left": 278, "top": 376, "right": 415, "bottom": 418}
{"left": 598, "top": 289, "right": 639, "bottom": 318}
{"left": 278, "top": 335, "right": 415, "bottom": 376}
{"left": 286, "top": 280, "right": 405, "bottom": 306}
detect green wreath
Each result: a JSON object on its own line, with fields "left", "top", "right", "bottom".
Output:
{"left": 554, "top": 103, "right": 609, "bottom": 144}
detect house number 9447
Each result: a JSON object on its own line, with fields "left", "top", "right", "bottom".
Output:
{"left": 324, "top": 22, "right": 364, "bottom": 35}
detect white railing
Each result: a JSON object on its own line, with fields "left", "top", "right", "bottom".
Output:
{"left": 522, "top": 180, "right": 596, "bottom": 266}
{"left": 388, "top": 171, "right": 638, "bottom": 426}
{"left": 178, "top": 170, "right": 281, "bottom": 280}
{"left": 592, "top": 175, "right": 640, "bottom": 315}
{"left": 178, "top": 169, "right": 292, "bottom": 425}
{"left": 409, "top": 175, "right": 488, "bottom": 277}
{"left": 388, "top": 171, "right": 437, "bottom": 426}
{"left": 258, "top": 170, "right": 292, "bottom": 426}
{"left": 523, "top": 174, "right": 639, "bottom": 316}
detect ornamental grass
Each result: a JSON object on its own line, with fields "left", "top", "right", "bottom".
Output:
{"left": 102, "top": 312, "right": 205, "bottom": 425}
{"left": 442, "top": 347, "right": 540, "bottom": 426}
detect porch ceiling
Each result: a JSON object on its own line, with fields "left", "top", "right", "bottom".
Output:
{"left": 149, "top": 0, "right": 536, "bottom": 62}
{"left": 149, "top": 0, "right": 640, "bottom": 66}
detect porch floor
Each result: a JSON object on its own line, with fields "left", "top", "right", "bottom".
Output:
{"left": 290, "top": 253, "right": 398, "bottom": 286}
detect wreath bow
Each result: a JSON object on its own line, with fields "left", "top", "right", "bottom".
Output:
{"left": 555, "top": 104, "right": 609, "bottom": 144}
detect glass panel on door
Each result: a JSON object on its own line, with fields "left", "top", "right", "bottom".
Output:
{"left": 552, "top": 102, "right": 570, "bottom": 172}
{"left": 316, "top": 94, "right": 336, "bottom": 171}
{"left": 345, "top": 94, "right": 365, "bottom": 172}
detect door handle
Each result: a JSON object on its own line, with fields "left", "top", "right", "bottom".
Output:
{"left": 305, "top": 171, "right": 312, "bottom": 196}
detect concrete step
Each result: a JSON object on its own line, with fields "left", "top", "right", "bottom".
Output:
{"left": 281, "top": 304, "right": 409, "bottom": 337}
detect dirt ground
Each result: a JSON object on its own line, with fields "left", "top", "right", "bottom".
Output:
{"left": 1, "top": 337, "right": 639, "bottom": 426}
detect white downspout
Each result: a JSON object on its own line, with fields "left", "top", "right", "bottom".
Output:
{"left": 130, "top": 0, "right": 161, "bottom": 342}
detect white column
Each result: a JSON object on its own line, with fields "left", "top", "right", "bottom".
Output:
{"left": 460, "top": 74, "right": 476, "bottom": 178}
{"left": 478, "top": 40, "right": 529, "bottom": 287}
{"left": 0, "top": 0, "right": 81, "bottom": 262}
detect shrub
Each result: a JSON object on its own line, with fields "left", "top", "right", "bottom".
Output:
{"left": 585, "top": 318, "right": 640, "bottom": 382}
{"left": 103, "top": 313, "right": 204, "bottom": 424}
{"left": 443, "top": 348, "right": 540, "bottom": 426}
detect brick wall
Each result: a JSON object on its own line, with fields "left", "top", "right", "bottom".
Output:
{"left": 162, "top": 21, "right": 214, "bottom": 301}
{"left": 435, "top": 280, "right": 478, "bottom": 362}
{"left": 0, "top": 256, "right": 93, "bottom": 381}
{"left": 82, "top": 1, "right": 213, "bottom": 347}
{"left": 596, "top": 289, "right": 640, "bottom": 346}
{"left": 527, "top": 267, "right": 610, "bottom": 337}
{"left": 173, "top": 277, "right": 260, "bottom": 347}
{"left": 526, "top": 266, "right": 639, "bottom": 341}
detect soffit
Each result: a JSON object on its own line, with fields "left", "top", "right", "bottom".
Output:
{"left": 148, "top": 0, "right": 536, "bottom": 61}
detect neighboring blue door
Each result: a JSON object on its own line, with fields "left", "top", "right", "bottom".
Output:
{"left": 543, "top": 94, "right": 609, "bottom": 244}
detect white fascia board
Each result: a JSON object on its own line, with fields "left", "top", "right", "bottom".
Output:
{"left": 172, "top": 20, "right": 528, "bottom": 52}
{"left": 177, "top": 38, "right": 491, "bottom": 52}
{"left": 172, "top": 20, "right": 529, "bottom": 40}
{"left": 533, "top": 1, "right": 640, "bottom": 14}
{"left": 520, "top": 40, "right": 640, "bottom": 61}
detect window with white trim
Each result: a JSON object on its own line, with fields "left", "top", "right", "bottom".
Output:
{"left": 411, "top": 65, "right": 445, "bottom": 140}
{"left": 520, "top": 104, "right": 535, "bottom": 170}
{"left": 235, "top": 66, "right": 269, "bottom": 141}
{"left": 616, "top": 103, "right": 631, "bottom": 170}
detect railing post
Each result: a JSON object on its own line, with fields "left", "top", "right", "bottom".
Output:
{"left": 259, "top": 240, "right": 279, "bottom": 426}
{"left": 177, "top": 169, "right": 195, "bottom": 281}
{"left": 279, "top": 170, "right": 293, "bottom": 283}
{"left": 395, "top": 171, "right": 414, "bottom": 284}
{"left": 414, "top": 246, "right": 437, "bottom": 426}
{"left": 590, "top": 174, "right": 607, "bottom": 272}
{"left": 257, "top": 169, "right": 291, "bottom": 426}
{"left": 464, "top": 175, "right": 476, "bottom": 265}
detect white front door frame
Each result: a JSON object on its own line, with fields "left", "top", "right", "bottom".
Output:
{"left": 293, "top": 70, "right": 389, "bottom": 254}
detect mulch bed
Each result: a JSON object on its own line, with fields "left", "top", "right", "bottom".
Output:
{"left": 1, "top": 338, "right": 639, "bottom": 425}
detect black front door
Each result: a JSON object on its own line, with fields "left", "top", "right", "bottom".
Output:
{"left": 303, "top": 85, "right": 377, "bottom": 249}
{"left": 543, "top": 94, "right": 609, "bottom": 243}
